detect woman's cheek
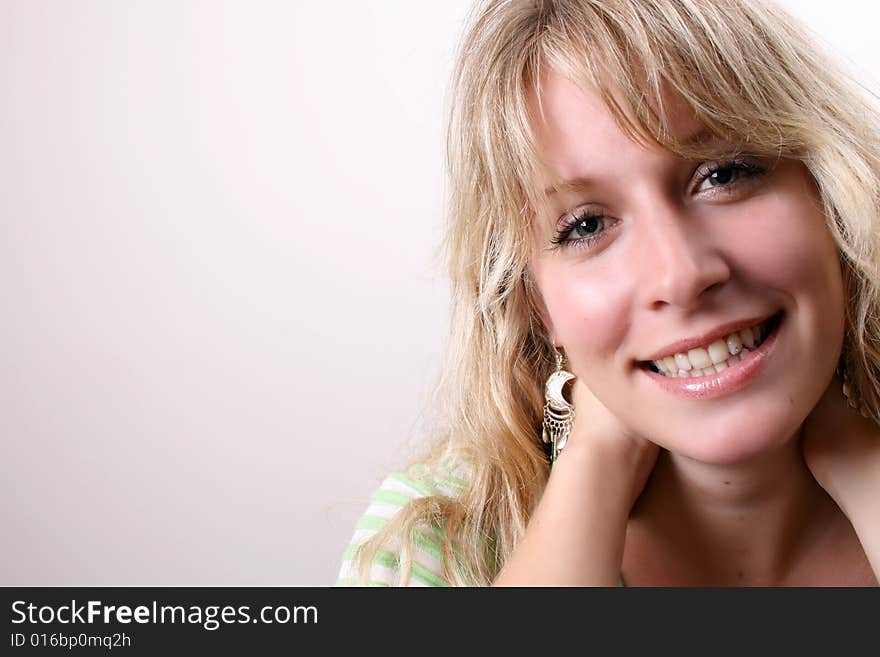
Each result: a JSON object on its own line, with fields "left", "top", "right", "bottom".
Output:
{"left": 739, "top": 173, "right": 835, "bottom": 281}
{"left": 544, "top": 273, "right": 632, "bottom": 366}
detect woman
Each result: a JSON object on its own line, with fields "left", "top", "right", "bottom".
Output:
{"left": 336, "top": 0, "right": 880, "bottom": 586}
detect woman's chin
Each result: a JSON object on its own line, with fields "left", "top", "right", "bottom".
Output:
{"left": 651, "top": 414, "right": 805, "bottom": 466}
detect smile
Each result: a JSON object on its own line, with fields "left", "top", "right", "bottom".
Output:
{"left": 645, "top": 314, "right": 780, "bottom": 378}
{"left": 637, "top": 312, "right": 784, "bottom": 399}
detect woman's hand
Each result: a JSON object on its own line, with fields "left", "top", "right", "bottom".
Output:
{"left": 801, "top": 373, "right": 880, "bottom": 516}
{"left": 802, "top": 372, "right": 880, "bottom": 581}
{"left": 492, "top": 378, "right": 658, "bottom": 586}
{"left": 564, "top": 378, "right": 660, "bottom": 509}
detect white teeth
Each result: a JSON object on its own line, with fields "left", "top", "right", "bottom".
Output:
{"left": 707, "top": 339, "right": 729, "bottom": 365}
{"left": 674, "top": 353, "right": 692, "bottom": 371}
{"left": 727, "top": 332, "right": 742, "bottom": 355}
{"left": 687, "top": 347, "right": 712, "bottom": 369}
{"left": 649, "top": 319, "right": 771, "bottom": 378}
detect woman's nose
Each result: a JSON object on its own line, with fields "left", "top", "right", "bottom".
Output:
{"left": 637, "top": 205, "right": 731, "bottom": 311}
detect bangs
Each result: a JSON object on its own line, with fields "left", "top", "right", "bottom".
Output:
{"left": 508, "top": 0, "right": 820, "bottom": 214}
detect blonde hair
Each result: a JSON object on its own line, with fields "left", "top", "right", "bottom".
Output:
{"left": 352, "top": 0, "right": 880, "bottom": 586}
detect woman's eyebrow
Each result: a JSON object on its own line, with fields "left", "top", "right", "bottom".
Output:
{"left": 543, "top": 176, "right": 596, "bottom": 198}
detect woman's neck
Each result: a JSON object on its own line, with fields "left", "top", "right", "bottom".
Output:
{"left": 624, "top": 428, "right": 852, "bottom": 585}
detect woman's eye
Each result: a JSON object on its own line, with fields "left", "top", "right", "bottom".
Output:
{"left": 551, "top": 212, "right": 610, "bottom": 250}
{"left": 572, "top": 215, "right": 603, "bottom": 238}
{"left": 694, "top": 160, "right": 765, "bottom": 194}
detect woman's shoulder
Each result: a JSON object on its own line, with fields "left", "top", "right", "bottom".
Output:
{"left": 334, "top": 459, "right": 473, "bottom": 587}
{"left": 359, "top": 459, "right": 473, "bottom": 509}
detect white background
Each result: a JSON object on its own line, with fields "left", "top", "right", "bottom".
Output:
{"left": 2, "top": 0, "right": 878, "bottom": 586}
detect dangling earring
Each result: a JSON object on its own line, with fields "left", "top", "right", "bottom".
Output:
{"left": 543, "top": 347, "right": 576, "bottom": 465}
{"left": 838, "top": 352, "right": 870, "bottom": 418}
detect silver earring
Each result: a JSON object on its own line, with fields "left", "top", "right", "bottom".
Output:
{"left": 543, "top": 348, "right": 576, "bottom": 464}
{"left": 838, "top": 355, "right": 870, "bottom": 418}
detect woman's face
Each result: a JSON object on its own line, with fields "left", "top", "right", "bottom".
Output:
{"left": 528, "top": 70, "right": 846, "bottom": 464}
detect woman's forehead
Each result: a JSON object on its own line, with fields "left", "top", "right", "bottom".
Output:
{"left": 530, "top": 69, "right": 719, "bottom": 192}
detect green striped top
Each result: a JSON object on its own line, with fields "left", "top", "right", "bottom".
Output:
{"left": 335, "top": 463, "right": 470, "bottom": 587}
{"left": 335, "top": 463, "right": 628, "bottom": 587}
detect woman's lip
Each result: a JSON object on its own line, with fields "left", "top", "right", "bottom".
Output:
{"left": 639, "top": 313, "right": 783, "bottom": 400}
